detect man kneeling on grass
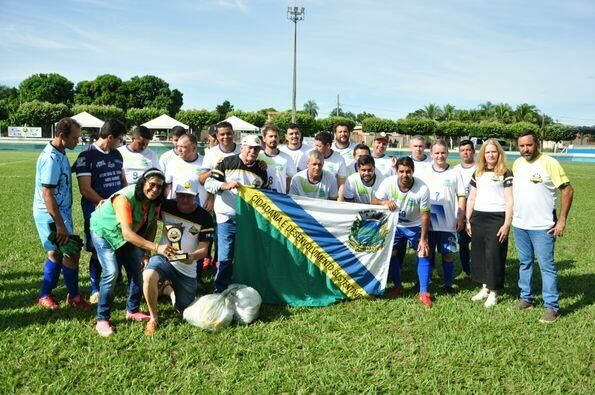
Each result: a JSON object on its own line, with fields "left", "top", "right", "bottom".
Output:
{"left": 142, "top": 179, "right": 214, "bottom": 335}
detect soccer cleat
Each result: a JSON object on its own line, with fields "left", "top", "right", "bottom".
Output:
{"left": 419, "top": 293, "right": 432, "bottom": 307}
{"left": 442, "top": 286, "right": 456, "bottom": 297}
{"left": 66, "top": 293, "right": 91, "bottom": 311}
{"left": 89, "top": 292, "right": 99, "bottom": 304}
{"left": 484, "top": 293, "right": 497, "bottom": 308}
{"left": 144, "top": 320, "right": 158, "bottom": 335}
{"left": 125, "top": 310, "right": 150, "bottom": 322}
{"left": 539, "top": 308, "right": 560, "bottom": 324}
{"left": 386, "top": 286, "right": 402, "bottom": 299}
{"left": 516, "top": 299, "right": 534, "bottom": 310}
{"left": 95, "top": 320, "right": 113, "bottom": 337}
{"left": 472, "top": 287, "right": 490, "bottom": 302}
{"left": 38, "top": 295, "right": 59, "bottom": 310}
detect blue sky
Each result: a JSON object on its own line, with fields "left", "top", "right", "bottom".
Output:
{"left": 1, "top": 0, "right": 594, "bottom": 125}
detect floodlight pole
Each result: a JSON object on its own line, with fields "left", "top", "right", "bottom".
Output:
{"left": 288, "top": 6, "right": 305, "bottom": 124}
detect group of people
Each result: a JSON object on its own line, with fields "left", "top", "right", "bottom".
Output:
{"left": 33, "top": 117, "right": 574, "bottom": 338}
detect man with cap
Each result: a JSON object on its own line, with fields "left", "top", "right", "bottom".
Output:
{"left": 205, "top": 135, "right": 269, "bottom": 292}
{"left": 159, "top": 125, "right": 186, "bottom": 174}
{"left": 142, "top": 179, "right": 215, "bottom": 335}
{"left": 372, "top": 133, "right": 396, "bottom": 178}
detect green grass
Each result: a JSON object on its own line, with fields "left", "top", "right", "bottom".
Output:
{"left": 0, "top": 151, "right": 593, "bottom": 393}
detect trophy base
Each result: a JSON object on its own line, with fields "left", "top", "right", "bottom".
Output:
{"left": 169, "top": 252, "right": 189, "bottom": 261}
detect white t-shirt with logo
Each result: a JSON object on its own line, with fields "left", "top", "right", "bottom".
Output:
{"left": 332, "top": 141, "right": 356, "bottom": 162}
{"left": 373, "top": 155, "right": 396, "bottom": 178}
{"left": 201, "top": 144, "right": 241, "bottom": 172}
{"left": 289, "top": 169, "right": 338, "bottom": 200}
{"left": 375, "top": 176, "right": 430, "bottom": 228}
{"left": 416, "top": 164, "right": 466, "bottom": 232}
{"left": 118, "top": 145, "right": 160, "bottom": 184}
{"left": 454, "top": 163, "right": 477, "bottom": 197}
{"left": 411, "top": 154, "right": 433, "bottom": 180}
{"left": 280, "top": 144, "right": 312, "bottom": 172}
{"left": 258, "top": 150, "right": 297, "bottom": 194}
{"left": 165, "top": 155, "right": 208, "bottom": 207}
{"left": 470, "top": 169, "right": 513, "bottom": 212}
{"left": 321, "top": 150, "right": 347, "bottom": 183}
{"left": 343, "top": 172, "right": 385, "bottom": 204}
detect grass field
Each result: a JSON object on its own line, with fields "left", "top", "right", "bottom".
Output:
{"left": 0, "top": 150, "right": 593, "bottom": 393}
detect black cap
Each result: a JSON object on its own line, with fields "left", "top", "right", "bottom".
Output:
{"left": 208, "top": 124, "right": 217, "bottom": 138}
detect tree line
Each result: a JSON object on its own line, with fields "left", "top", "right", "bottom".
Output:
{"left": 0, "top": 73, "right": 583, "bottom": 142}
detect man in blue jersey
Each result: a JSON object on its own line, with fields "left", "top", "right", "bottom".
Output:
{"left": 73, "top": 119, "right": 127, "bottom": 303}
{"left": 34, "top": 117, "right": 90, "bottom": 310}
{"left": 373, "top": 157, "right": 432, "bottom": 306}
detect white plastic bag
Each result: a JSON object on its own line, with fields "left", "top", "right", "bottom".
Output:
{"left": 226, "top": 284, "right": 262, "bottom": 325}
{"left": 183, "top": 293, "right": 234, "bottom": 331}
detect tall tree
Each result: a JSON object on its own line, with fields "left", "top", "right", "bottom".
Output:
{"left": 121, "top": 75, "right": 183, "bottom": 115}
{"left": 440, "top": 104, "right": 456, "bottom": 121}
{"left": 477, "top": 101, "right": 495, "bottom": 118}
{"left": 19, "top": 73, "right": 74, "bottom": 104}
{"left": 422, "top": 104, "right": 442, "bottom": 120}
{"left": 356, "top": 112, "right": 376, "bottom": 123}
{"left": 303, "top": 100, "right": 319, "bottom": 118}
{"left": 215, "top": 100, "right": 234, "bottom": 121}
{"left": 514, "top": 103, "right": 539, "bottom": 123}
{"left": 74, "top": 74, "right": 126, "bottom": 108}
{"left": 493, "top": 103, "right": 513, "bottom": 123}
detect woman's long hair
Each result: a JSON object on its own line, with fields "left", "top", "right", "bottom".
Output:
{"left": 134, "top": 168, "right": 167, "bottom": 204}
{"left": 475, "top": 139, "right": 508, "bottom": 177}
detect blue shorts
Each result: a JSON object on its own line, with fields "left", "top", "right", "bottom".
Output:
{"left": 428, "top": 231, "right": 458, "bottom": 255}
{"left": 146, "top": 255, "right": 197, "bottom": 312}
{"left": 393, "top": 226, "right": 421, "bottom": 252}
{"left": 34, "top": 212, "right": 74, "bottom": 252}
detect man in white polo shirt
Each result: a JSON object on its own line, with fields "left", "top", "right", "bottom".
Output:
{"left": 290, "top": 150, "right": 338, "bottom": 200}
{"left": 512, "top": 130, "right": 574, "bottom": 323}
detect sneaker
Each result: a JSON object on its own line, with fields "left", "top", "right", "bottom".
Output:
{"left": 125, "top": 310, "right": 150, "bottom": 322}
{"left": 95, "top": 320, "right": 113, "bottom": 337}
{"left": 144, "top": 320, "right": 158, "bottom": 335}
{"left": 442, "top": 286, "right": 456, "bottom": 297}
{"left": 539, "top": 308, "right": 560, "bottom": 324}
{"left": 516, "top": 299, "right": 534, "bottom": 310}
{"left": 89, "top": 292, "right": 99, "bottom": 304}
{"left": 419, "top": 293, "right": 432, "bottom": 307}
{"left": 386, "top": 286, "right": 402, "bottom": 299}
{"left": 472, "top": 287, "right": 490, "bottom": 302}
{"left": 484, "top": 293, "right": 497, "bottom": 308}
{"left": 38, "top": 295, "right": 59, "bottom": 310}
{"left": 66, "top": 293, "right": 91, "bottom": 311}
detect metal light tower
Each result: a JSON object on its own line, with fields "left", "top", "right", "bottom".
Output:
{"left": 287, "top": 5, "right": 305, "bottom": 123}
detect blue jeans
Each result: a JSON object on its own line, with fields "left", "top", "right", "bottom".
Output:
{"left": 91, "top": 231, "right": 144, "bottom": 321}
{"left": 146, "top": 254, "right": 197, "bottom": 312}
{"left": 513, "top": 227, "right": 558, "bottom": 311}
{"left": 215, "top": 218, "right": 236, "bottom": 293}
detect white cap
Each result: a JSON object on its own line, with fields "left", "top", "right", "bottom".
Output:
{"left": 175, "top": 179, "right": 198, "bottom": 196}
{"left": 241, "top": 135, "right": 262, "bottom": 147}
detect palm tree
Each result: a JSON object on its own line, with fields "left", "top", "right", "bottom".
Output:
{"left": 478, "top": 101, "right": 495, "bottom": 119}
{"left": 493, "top": 103, "right": 513, "bottom": 123}
{"left": 423, "top": 103, "right": 442, "bottom": 121}
{"left": 303, "top": 100, "right": 319, "bottom": 118}
{"left": 514, "top": 103, "right": 538, "bottom": 123}
{"left": 441, "top": 104, "right": 456, "bottom": 121}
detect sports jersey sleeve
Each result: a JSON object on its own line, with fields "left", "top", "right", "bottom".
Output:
{"left": 545, "top": 158, "right": 570, "bottom": 188}
{"left": 204, "top": 158, "right": 226, "bottom": 194}
{"left": 113, "top": 195, "right": 133, "bottom": 225}
{"left": 420, "top": 184, "right": 431, "bottom": 212}
{"left": 337, "top": 157, "right": 347, "bottom": 181}
{"left": 503, "top": 169, "right": 513, "bottom": 188}
{"left": 73, "top": 151, "right": 91, "bottom": 177}
{"left": 456, "top": 170, "right": 466, "bottom": 197}
{"left": 39, "top": 155, "right": 61, "bottom": 187}
{"left": 201, "top": 151, "right": 215, "bottom": 171}
{"left": 198, "top": 213, "right": 215, "bottom": 242}
{"left": 343, "top": 176, "right": 355, "bottom": 200}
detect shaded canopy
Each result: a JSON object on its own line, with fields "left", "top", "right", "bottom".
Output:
{"left": 223, "top": 115, "right": 259, "bottom": 132}
{"left": 68, "top": 111, "right": 104, "bottom": 128}
{"left": 142, "top": 114, "right": 189, "bottom": 130}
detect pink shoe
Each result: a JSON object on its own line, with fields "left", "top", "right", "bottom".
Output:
{"left": 126, "top": 310, "right": 150, "bottom": 322}
{"left": 66, "top": 293, "right": 91, "bottom": 311}
{"left": 38, "top": 295, "right": 59, "bottom": 310}
{"left": 386, "top": 286, "right": 402, "bottom": 299}
{"left": 95, "top": 320, "right": 113, "bottom": 337}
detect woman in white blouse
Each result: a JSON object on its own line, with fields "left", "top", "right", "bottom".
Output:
{"left": 465, "top": 140, "right": 513, "bottom": 307}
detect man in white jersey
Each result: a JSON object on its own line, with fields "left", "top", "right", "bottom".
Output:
{"left": 118, "top": 125, "right": 160, "bottom": 184}
{"left": 280, "top": 123, "right": 312, "bottom": 172}
{"left": 332, "top": 122, "right": 356, "bottom": 162}
{"left": 513, "top": 131, "right": 574, "bottom": 323}
{"left": 290, "top": 150, "right": 338, "bottom": 200}
{"left": 409, "top": 135, "right": 433, "bottom": 175}
{"left": 312, "top": 131, "right": 347, "bottom": 191}
{"left": 372, "top": 133, "right": 396, "bottom": 178}
{"left": 143, "top": 179, "right": 214, "bottom": 335}
{"left": 420, "top": 140, "right": 466, "bottom": 296}
{"left": 159, "top": 126, "right": 186, "bottom": 174}
{"left": 373, "top": 157, "right": 432, "bottom": 306}
{"left": 454, "top": 139, "right": 476, "bottom": 276}
{"left": 259, "top": 125, "right": 297, "bottom": 193}
{"left": 340, "top": 155, "right": 384, "bottom": 204}
{"left": 165, "top": 134, "right": 212, "bottom": 211}
{"left": 199, "top": 121, "right": 241, "bottom": 186}
{"left": 346, "top": 144, "right": 372, "bottom": 176}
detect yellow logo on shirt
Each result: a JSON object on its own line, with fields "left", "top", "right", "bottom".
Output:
{"left": 530, "top": 173, "right": 543, "bottom": 183}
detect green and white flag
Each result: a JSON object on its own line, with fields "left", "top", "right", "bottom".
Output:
{"left": 233, "top": 187, "right": 397, "bottom": 307}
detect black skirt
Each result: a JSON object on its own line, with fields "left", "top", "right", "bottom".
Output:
{"left": 469, "top": 211, "right": 508, "bottom": 290}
